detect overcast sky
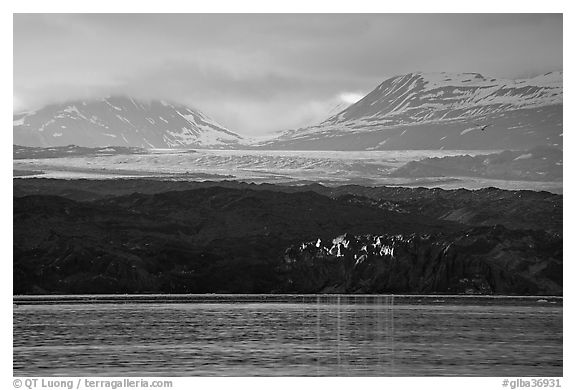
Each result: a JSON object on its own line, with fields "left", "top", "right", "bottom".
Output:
{"left": 14, "top": 14, "right": 562, "bottom": 136}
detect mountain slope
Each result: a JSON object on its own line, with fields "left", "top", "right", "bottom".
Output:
{"left": 261, "top": 71, "right": 563, "bottom": 150}
{"left": 13, "top": 96, "right": 243, "bottom": 149}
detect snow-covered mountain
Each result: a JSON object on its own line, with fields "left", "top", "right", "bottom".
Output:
{"left": 13, "top": 96, "right": 243, "bottom": 149}
{"left": 260, "top": 71, "right": 563, "bottom": 150}
{"left": 14, "top": 72, "right": 563, "bottom": 151}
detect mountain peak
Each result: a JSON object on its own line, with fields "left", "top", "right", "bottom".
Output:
{"left": 323, "top": 71, "right": 562, "bottom": 126}
{"left": 14, "top": 96, "right": 243, "bottom": 149}
{"left": 262, "top": 71, "right": 562, "bottom": 151}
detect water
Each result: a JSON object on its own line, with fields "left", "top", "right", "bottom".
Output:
{"left": 13, "top": 295, "right": 562, "bottom": 376}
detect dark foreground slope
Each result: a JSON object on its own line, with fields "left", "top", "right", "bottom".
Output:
{"left": 13, "top": 181, "right": 562, "bottom": 295}
{"left": 15, "top": 179, "right": 562, "bottom": 233}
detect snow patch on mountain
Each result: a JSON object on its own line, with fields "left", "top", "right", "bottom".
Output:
{"left": 460, "top": 127, "right": 478, "bottom": 135}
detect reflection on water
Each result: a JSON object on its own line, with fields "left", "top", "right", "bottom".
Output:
{"left": 308, "top": 296, "right": 395, "bottom": 376}
{"left": 13, "top": 295, "right": 562, "bottom": 376}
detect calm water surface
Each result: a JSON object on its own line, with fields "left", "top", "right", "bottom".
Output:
{"left": 13, "top": 295, "right": 562, "bottom": 376}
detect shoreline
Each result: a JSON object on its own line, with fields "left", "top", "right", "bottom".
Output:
{"left": 13, "top": 294, "right": 564, "bottom": 306}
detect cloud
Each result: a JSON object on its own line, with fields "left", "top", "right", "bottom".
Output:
{"left": 339, "top": 92, "right": 364, "bottom": 104}
{"left": 13, "top": 96, "right": 24, "bottom": 112}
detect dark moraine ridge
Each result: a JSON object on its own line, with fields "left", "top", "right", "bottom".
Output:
{"left": 13, "top": 179, "right": 562, "bottom": 295}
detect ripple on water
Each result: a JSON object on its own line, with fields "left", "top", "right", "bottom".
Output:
{"left": 13, "top": 295, "right": 562, "bottom": 376}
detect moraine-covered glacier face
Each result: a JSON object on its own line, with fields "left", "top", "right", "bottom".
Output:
{"left": 263, "top": 72, "right": 563, "bottom": 151}
{"left": 13, "top": 96, "right": 243, "bottom": 149}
